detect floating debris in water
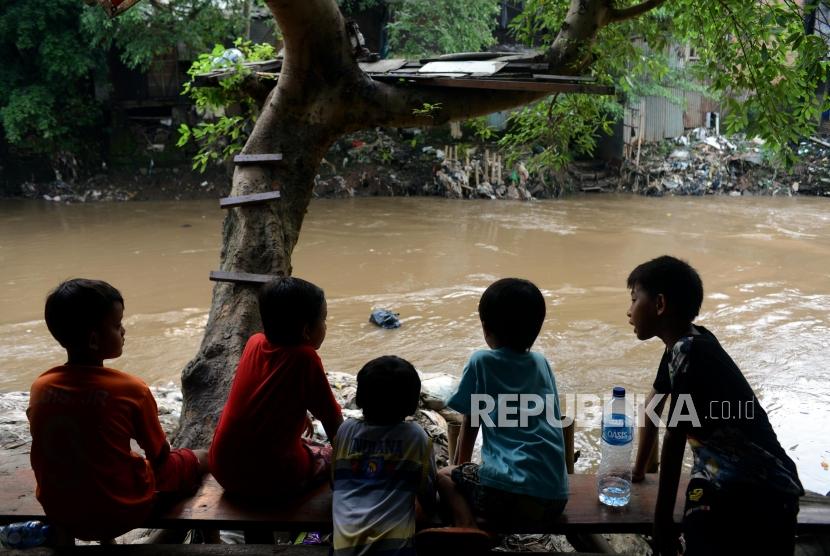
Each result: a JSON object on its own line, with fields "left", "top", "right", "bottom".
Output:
{"left": 369, "top": 309, "right": 401, "bottom": 329}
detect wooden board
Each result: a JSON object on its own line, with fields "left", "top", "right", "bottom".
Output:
{"left": 208, "top": 271, "right": 275, "bottom": 286}
{"left": 358, "top": 59, "right": 407, "bottom": 73}
{"left": 233, "top": 154, "right": 283, "bottom": 165}
{"left": 154, "top": 479, "right": 333, "bottom": 531}
{"left": 0, "top": 469, "right": 675, "bottom": 533}
{"left": 418, "top": 61, "right": 507, "bottom": 76}
{"left": 2, "top": 547, "right": 604, "bottom": 556}
{"left": 416, "top": 77, "right": 615, "bottom": 95}
{"left": 532, "top": 73, "right": 598, "bottom": 83}
{"left": 3, "top": 547, "right": 330, "bottom": 556}
{"left": 3, "top": 468, "right": 828, "bottom": 535}
{"left": 219, "top": 191, "right": 281, "bottom": 209}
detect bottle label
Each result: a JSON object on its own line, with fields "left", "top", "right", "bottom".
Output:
{"left": 602, "top": 412, "right": 632, "bottom": 445}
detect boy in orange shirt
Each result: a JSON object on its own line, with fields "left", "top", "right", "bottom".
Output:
{"left": 28, "top": 279, "right": 208, "bottom": 541}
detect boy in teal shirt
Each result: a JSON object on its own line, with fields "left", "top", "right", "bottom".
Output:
{"left": 436, "top": 278, "right": 568, "bottom": 541}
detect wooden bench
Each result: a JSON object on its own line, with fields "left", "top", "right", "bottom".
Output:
{"left": 2, "top": 467, "right": 828, "bottom": 546}
{"left": 0, "top": 547, "right": 610, "bottom": 556}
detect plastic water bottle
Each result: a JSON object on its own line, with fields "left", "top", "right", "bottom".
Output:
{"left": 0, "top": 521, "right": 51, "bottom": 548}
{"left": 598, "top": 386, "right": 634, "bottom": 507}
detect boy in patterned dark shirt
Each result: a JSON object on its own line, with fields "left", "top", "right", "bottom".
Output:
{"left": 628, "top": 256, "right": 803, "bottom": 556}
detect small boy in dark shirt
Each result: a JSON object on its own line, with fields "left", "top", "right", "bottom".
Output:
{"left": 628, "top": 256, "right": 803, "bottom": 556}
{"left": 331, "top": 356, "right": 436, "bottom": 556}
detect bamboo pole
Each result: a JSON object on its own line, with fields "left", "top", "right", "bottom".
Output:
{"left": 564, "top": 416, "right": 575, "bottom": 474}
{"left": 447, "top": 421, "right": 461, "bottom": 464}
{"left": 635, "top": 104, "right": 645, "bottom": 167}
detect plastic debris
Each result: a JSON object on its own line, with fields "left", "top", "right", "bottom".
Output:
{"left": 369, "top": 309, "right": 401, "bottom": 329}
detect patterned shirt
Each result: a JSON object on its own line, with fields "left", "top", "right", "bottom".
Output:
{"left": 331, "top": 418, "right": 436, "bottom": 556}
{"left": 654, "top": 326, "right": 803, "bottom": 497}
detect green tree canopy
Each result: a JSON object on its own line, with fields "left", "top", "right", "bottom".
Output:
{"left": 0, "top": 0, "right": 246, "bottom": 164}
{"left": 0, "top": 0, "right": 103, "bottom": 158}
{"left": 505, "top": 0, "right": 829, "bottom": 168}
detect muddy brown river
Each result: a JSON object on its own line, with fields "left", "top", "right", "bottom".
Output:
{"left": 1, "top": 196, "right": 828, "bottom": 492}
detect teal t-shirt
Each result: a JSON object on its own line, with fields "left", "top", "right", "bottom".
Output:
{"left": 446, "top": 348, "right": 568, "bottom": 500}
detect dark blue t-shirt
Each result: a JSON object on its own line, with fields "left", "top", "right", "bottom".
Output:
{"left": 654, "top": 326, "right": 803, "bottom": 497}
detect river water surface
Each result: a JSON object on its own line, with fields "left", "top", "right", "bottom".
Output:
{"left": 1, "top": 196, "right": 828, "bottom": 493}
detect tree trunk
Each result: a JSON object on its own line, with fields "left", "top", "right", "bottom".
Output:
{"left": 174, "top": 0, "right": 663, "bottom": 447}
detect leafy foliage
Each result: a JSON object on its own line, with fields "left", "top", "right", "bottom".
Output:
{"left": 510, "top": 0, "right": 829, "bottom": 167}
{"left": 343, "top": 0, "right": 497, "bottom": 57}
{"left": 499, "top": 95, "right": 622, "bottom": 171}
{"left": 177, "top": 39, "right": 278, "bottom": 172}
{"left": 338, "top": 0, "right": 501, "bottom": 57}
{"left": 0, "top": 0, "right": 248, "bottom": 165}
{"left": 0, "top": 0, "right": 103, "bottom": 157}
{"left": 466, "top": 116, "right": 499, "bottom": 141}
{"left": 81, "top": 0, "right": 247, "bottom": 70}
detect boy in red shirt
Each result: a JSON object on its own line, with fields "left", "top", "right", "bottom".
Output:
{"left": 28, "top": 279, "right": 208, "bottom": 541}
{"left": 209, "top": 277, "right": 343, "bottom": 497}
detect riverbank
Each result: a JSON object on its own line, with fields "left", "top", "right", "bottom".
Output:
{"left": 3, "top": 129, "right": 829, "bottom": 203}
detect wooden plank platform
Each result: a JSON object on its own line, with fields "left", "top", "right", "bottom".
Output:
{"left": 208, "top": 271, "right": 275, "bottom": 286}
{"left": 3, "top": 467, "right": 828, "bottom": 535}
{"left": 368, "top": 74, "right": 614, "bottom": 95}
{"left": 233, "top": 154, "right": 283, "bottom": 165}
{"left": 2, "top": 548, "right": 606, "bottom": 556}
{"left": 219, "top": 191, "right": 281, "bottom": 209}
{"left": 1, "top": 548, "right": 329, "bottom": 556}
{"left": 0, "top": 469, "right": 677, "bottom": 534}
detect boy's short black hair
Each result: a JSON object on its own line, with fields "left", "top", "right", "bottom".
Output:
{"left": 258, "top": 276, "right": 326, "bottom": 345}
{"left": 356, "top": 356, "right": 421, "bottom": 425}
{"left": 45, "top": 279, "right": 124, "bottom": 349}
{"left": 478, "top": 278, "right": 546, "bottom": 352}
{"left": 627, "top": 255, "right": 704, "bottom": 323}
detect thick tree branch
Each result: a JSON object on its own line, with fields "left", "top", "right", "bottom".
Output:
{"left": 610, "top": 0, "right": 667, "bottom": 23}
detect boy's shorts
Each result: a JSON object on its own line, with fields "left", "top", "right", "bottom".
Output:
{"left": 451, "top": 463, "right": 566, "bottom": 529}
{"left": 682, "top": 477, "right": 798, "bottom": 556}
{"left": 154, "top": 447, "right": 202, "bottom": 494}
{"left": 304, "top": 439, "right": 333, "bottom": 486}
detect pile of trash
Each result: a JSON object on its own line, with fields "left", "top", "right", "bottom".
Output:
{"left": 622, "top": 129, "right": 830, "bottom": 197}
{"left": 19, "top": 177, "right": 135, "bottom": 203}
{"left": 429, "top": 156, "right": 536, "bottom": 200}
{"left": 313, "top": 128, "right": 558, "bottom": 200}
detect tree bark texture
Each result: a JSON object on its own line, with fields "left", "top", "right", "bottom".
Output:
{"left": 174, "top": 0, "right": 664, "bottom": 447}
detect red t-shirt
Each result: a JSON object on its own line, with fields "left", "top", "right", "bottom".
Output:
{"left": 28, "top": 365, "right": 170, "bottom": 539}
{"left": 209, "top": 333, "right": 342, "bottom": 496}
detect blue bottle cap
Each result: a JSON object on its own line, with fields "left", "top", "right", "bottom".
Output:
{"left": 612, "top": 386, "right": 626, "bottom": 398}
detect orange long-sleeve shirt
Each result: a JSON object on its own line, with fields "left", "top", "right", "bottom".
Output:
{"left": 28, "top": 365, "right": 170, "bottom": 540}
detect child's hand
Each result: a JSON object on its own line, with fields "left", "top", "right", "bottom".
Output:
{"left": 303, "top": 415, "right": 315, "bottom": 438}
